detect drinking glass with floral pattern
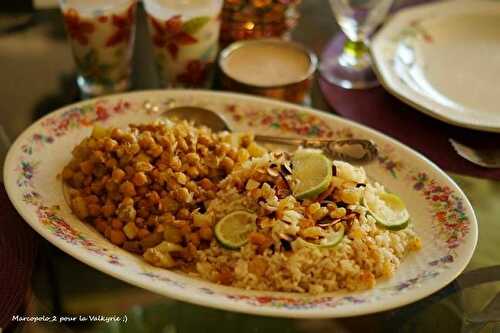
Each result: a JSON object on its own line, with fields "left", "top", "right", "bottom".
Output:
{"left": 59, "top": 0, "right": 137, "bottom": 98}
{"left": 143, "top": 0, "right": 223, "bottom": 88}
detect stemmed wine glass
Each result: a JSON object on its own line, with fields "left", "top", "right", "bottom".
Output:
{"left": 320, "top": 0, "right": 394, "bottom": 89}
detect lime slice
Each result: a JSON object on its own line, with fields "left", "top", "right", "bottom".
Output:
{"left": 214, "top": 211, "right": 257, "bottom": 249}
{"left": 318, "top": 225, "right": 345, "bottom": 248}
{"left": 363, "top": 192, "right": 410, "bottom": 230}
{"left": 291, "top": 150, "right": 332, "bottom": 199}
{"left": 301, "top": 225, "right": 345, "bottom": 249}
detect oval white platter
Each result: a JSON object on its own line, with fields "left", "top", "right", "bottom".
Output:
{"left": 4, "top": 90, "right": 477, "bottom": 318}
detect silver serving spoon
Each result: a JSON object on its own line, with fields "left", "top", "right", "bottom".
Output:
{"left": 162, "top": 106, "right": 378, "bottom": 164}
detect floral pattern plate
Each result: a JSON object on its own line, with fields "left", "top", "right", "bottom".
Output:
{"left": 371, "top": 0, "right": 500, "bottom": 132}
{"left": 4, "top": 90, "right": 477, "bottom": 318}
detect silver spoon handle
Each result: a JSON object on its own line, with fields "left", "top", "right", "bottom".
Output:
{"left": 254, "top": 135, "right": 378, "bottom": 164}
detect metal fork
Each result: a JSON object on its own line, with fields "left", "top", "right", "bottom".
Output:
{"left": 462, "top": 291, "right": 500, "bottom": 333}
{"left": 449, "top": 138, "right": 500, "bottom": 169}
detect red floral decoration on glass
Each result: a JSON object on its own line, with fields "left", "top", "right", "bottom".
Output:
{"left": 176, "top": 60, "right": 212, "bottom": 87}
{"left": 105, "top": 4, "right": 136, "bottom": 47}
{"left": 149, "top": 15, "right": 197, "bottom": 59}
{"left": 63, "top": 9, "right": 95, "bottom": 46}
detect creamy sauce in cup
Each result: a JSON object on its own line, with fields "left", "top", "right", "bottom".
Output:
{"left": 220, "top": 41, "right": 313, "bottom": 87}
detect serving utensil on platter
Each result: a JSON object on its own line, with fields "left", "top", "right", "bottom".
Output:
{"left": 161, "top": 106, "right": 378, "bottom": 164}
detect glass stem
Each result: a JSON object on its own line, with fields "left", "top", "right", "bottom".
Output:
{"left": 338, "top": 38, "right": 371, "bottom": 70}
{"left": 343, "top": 40, "right": 368, "bottom": 58}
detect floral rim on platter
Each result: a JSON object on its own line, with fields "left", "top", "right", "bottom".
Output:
{"left": 5, "top": 90, "right": 477, "bottom": 317}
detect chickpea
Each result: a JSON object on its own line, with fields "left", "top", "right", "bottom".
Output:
{"left": 86, "top": 195, "right": 99, "bottom": 204}
{"left": 111, "top": 128, "right": 125, "bottom": 140}
{"left": 157, "top": 163, "right": 168, "bottom": 171}
{"left": 105, "top": 180, "right": 118, "bottom": 193}
{"left": 138, "top": 207, "right": 150, "bottom": 219}
{"left": 199, "top": 178, "right": 215, "bottom": 191}
{"left": 127, "top": 143, "right": 141, "bottom": 156}
{"left": 94, "top": 218, "right": 107, "bottom": 233}
{"left": 102, "top": 202, "right": 116, "bottom": 217}
{"left": 136, "top": 186, "right": 148, "bottom": 196}
{"left": 220, "top": 157, "right": 234, "bottom": 173}
{"left": 176, "top": 208, "right": 191, "bottom": 220}
{"left": 148, "top": 144, "right": 163, "bottom": 158}
{"left": 112, "top": 168, "right": 126, "bottom": 183}
{"left": 122, "top": 132, "right": 136, "bottom": 143}
{"left": 120, "top": 181, "right": 136, "bottom": 197}
{"left": 110, "top": 230, "right": 126, "bottom": 245}
{"left": 121, "top": 197, "right": 134, "bottom": 207}
{"left": 104, "top": 226, "right": 112, "bottom": 240}
{"left": 146, "top": 191, "right": 160, "bottom": 204}
{"left": 197, "top": 145, "right": 208, "bottom": 157}
{"left": 83, "top": 176, "right": 93, "bottom": 186}
{"left": 185, "top": 166, "right": 198, "bottom": 178}
{"left": 124, "top": 165, "right": 135, "bottom": 178}
{"left": 105, "top": 158, "right": 118, "bottom": 169}
{"left": 240, "top": 133, "right": 253, "bottom": 147}
{"left": 80, "top": 160, "right": 94, "bottom": 175}
{"left": 90, "top": 150, "right": 106, "bottom": 164}
{"left": 132, "top": 172, "right": 148, "bottom": 187}
{"left": 185, "top": 152, "right": 200, "bottom": 164}
{"left": 226, "top": 147, "right": 238, "bottom": 161}
{"left": 159, "top": 196, "right": 179, "bottom": 213}
{"left": 72, "top": 172, "right": 85, "bottom": 188}
{"left": 177, "top": 138, "right": 189, "bottom": 152}
{"left": 169, "top": 156, "right": 182, "bottom": 171}
{"left": 175, "top": 187, "right": 192, "bottom": 204}
{"left": 138, "top": 132, "right": 155, "bottom": 149}
{"left": 175, "top": 172, "right": 187, "bottom": 185}
{"left": 88, "top": 204, "right": 101, "bottom": 217}
{"left": 111, "top": 218, "right": 123, "bottom": 230}
{"left": 137, "top": 228, "right": 150, "bottom": 240}
{"left": 90, "top": 181, "right": 103, "bottom": 194}
{"left": 71, "top": 196, "right": 88, "bottom": 219}
{"left": 104, "top": 138, "right": 118, "bottom": 152}
{"left": 198, "top": 134, "right": 212, "bottom": 146}
{"left": 198, "top": 164, "right": 209, "bottom": 177}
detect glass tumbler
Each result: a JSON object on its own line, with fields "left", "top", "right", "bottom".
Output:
{"left": 320, "top": 0, "right": 393, "bottom": 89}
{"left": 143, "top": 0, "right": 223, "bottom": 88}
{"left": 59, "top": 0, "right": 137, "bottom": 97}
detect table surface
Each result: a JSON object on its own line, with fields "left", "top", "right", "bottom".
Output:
{"left": 1, "top": 1, "right": 500, "bottom": 332}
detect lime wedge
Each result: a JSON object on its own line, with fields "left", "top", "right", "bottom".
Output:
{"left": 363, "top": 191, "right": 410, "bottom": 230}
{"left": 214, "top": 211, "right": 257, "bottom": 249}
{"left": 318, "top": 225, "right": 345, "bottom": 248}
{"left": 291, "top": 150, "right": 332, "bottom": 199}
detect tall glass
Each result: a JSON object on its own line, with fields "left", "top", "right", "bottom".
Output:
{"left": 320, "top": 0, "right": 393, "bottom": 89}
{"left": 59, "top": 0, "right": 137, "bottom": 97}
{"left": 143, "top": 0, "right": 223, "bottom": 88}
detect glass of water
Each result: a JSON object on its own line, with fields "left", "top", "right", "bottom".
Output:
{"left": 320, "top": 0, "right": 393, "bottom": 89}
